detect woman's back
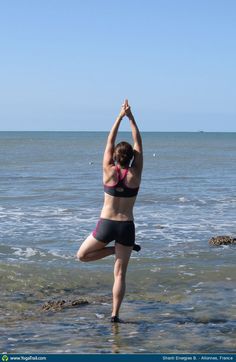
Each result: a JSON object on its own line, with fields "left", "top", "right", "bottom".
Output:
{"left": 101, "top": 164, "right": 141, "bottom": 220}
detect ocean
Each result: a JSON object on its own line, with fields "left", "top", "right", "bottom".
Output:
{"left": 0, "top": 131, "right": 236, "bottom": 353}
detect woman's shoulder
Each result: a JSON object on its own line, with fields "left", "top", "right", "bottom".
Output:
{"left": 128, "top": 165, "right": 140, "bottom": 177}
{"left": 125, "top": 167, "right": 141, "bottom": 187}
{"left": 103, "top": 163, "right": 116, "bottom": 174}
{"left": 103, "top": 164, "right": 118, "bottom": 184}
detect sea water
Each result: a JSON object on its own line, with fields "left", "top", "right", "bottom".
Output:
{"left": 0, "top": 131, "right": 236, "bottom": 353}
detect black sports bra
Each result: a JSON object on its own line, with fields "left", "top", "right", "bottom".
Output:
{"left": 104, "top": 166, "right": 139, "bottom": 198}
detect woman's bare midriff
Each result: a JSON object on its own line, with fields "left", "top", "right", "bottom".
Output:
{"left": 100, "top": 193, "right": 137, "bottom": 221}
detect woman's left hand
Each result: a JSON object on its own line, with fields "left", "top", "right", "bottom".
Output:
{"left": 118, "top": 103, "right": 126, "bottom": 119}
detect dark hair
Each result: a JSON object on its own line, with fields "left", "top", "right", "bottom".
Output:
{"left": 113, "top": 142, "right": 134, "bottom": 167}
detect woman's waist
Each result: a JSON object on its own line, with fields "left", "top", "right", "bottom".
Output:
{"left": 100, "top": 207, "right": 134, "bottom": 221}
{"left": 99, "top": 217, "right": 134, "bottom": 224}
{"left": 101, "top": 194, "right": 135, "bottom": 220}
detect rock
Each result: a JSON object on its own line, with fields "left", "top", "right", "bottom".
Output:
{"left": 42, "top": 298, "right": 89, "bottom": 312}
{"left": 71, "top": 299, "right": 89, "bottom": 307}
{"left": 208, "top": 235, "right": 236, "bottom": 246}
{"left": 41, "top": 295, "right": 112, "bottom": 312}
{"left": 156, "top": 225, "right": 165, "bottom": 229}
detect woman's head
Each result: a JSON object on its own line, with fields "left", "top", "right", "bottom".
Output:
{"left": 113, "top": 141, "right": 134, "bottom": 168}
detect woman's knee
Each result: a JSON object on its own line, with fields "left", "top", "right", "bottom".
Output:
{"left": 114, "top": 261, "right": 127, "bottom": 280}
{"left": 76, "top": 237, "right": 92, "bottom": 261}
{"left": 114, "top": 271, "right": 126, "bottom": 283}
{"left": 76, "top": 249, "right": 88, "bottom": 262}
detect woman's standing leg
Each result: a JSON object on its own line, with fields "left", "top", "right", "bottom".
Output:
{"left": 112, "top": 243, "right": 133, "bottom": 320}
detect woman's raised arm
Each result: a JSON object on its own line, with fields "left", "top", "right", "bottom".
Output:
{"left": 125, "top": 102, "right": 143, "bottom": 174}
{"left": 103, "top": 103, "right": 126, "bottom": 169}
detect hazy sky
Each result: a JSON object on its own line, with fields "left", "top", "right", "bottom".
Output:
{"left": 0, "top": 0, "right": 235, "bottom": 131}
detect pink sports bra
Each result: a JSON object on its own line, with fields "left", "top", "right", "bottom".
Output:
{"left": 104, "top": 166, "right": 139, "bottom": 198}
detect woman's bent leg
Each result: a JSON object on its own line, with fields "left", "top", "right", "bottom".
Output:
{"left": 112, "top": 243, "right": 133, "bottom": 319}
{"left": 77, "top": 234, "right": 115, "bottom": 262}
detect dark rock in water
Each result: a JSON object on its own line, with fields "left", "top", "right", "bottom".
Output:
{"left": 42, "top": 298, "right": 89, "bottom": 312}
{"left": 41, "top": 294, "right": 111, "bottom": 313}
{"left": 208, "top": 235, "right": 236, "bottom": 246}
{"left": 71, "top": 299, "right": 89, "bottom": 307}
{"left": 156, "top": 225, "right": 165, "bottom": 229}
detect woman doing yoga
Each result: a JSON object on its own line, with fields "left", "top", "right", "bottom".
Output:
{"left": 77, "top": 99, "right": 143, "bottom": 323}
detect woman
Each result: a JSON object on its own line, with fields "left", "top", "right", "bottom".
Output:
{"left": 77, "top": 99, "right": 143, "bottom": 323}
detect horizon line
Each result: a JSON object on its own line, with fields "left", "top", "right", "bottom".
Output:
{"left": 0, "top": 130, "right": 235, "bottom": 133}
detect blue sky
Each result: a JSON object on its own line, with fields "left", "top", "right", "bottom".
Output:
{"left": 0, "top": 0, "right": 235, "bottom": 131}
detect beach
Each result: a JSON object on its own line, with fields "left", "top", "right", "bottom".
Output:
{"left": 0, "top": 131, "right": 236, "bottom": 353}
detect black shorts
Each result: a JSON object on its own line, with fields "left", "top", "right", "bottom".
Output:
{"left": 92, "top": 218, "right": 135, "bottom": 247}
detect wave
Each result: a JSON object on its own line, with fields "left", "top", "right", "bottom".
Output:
{"left": 8, "top": 246, "right": 75, "bottom": 262}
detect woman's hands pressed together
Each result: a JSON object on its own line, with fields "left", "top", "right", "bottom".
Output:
{"left": 118, "top": 99, "right": 134, "bottom": 120}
